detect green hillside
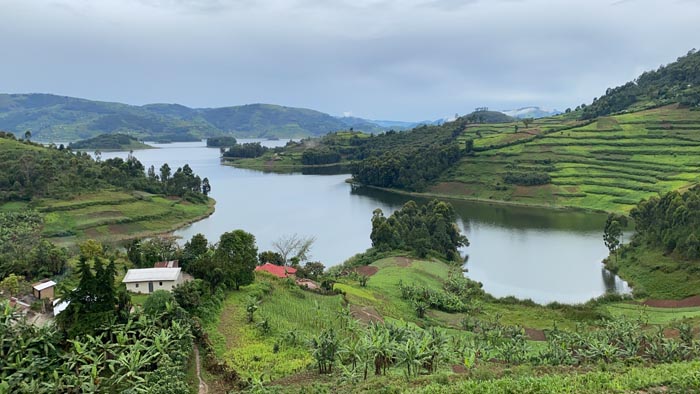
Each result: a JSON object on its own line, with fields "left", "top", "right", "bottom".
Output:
{"left": 68, "top": 133, "right": 153, "bottom": 150}
{"left": 434, "top": 104, "right": 700, "bottom": 212}
{"left": 0, "top": 132, "right": 214, "bottom": 247}
{"left": 0, "top": 94, "right": 385, "bottom": 141}
{"left": 579, "top": 49, "right": 700, "bottom": 119}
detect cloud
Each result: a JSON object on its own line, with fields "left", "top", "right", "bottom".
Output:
{"left": 0, "top": 0, "right": 698, "bottom": 120}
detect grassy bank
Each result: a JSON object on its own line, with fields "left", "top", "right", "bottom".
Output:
{"left": 3, "top": 190, "right": 216, "bottom": 248}
{"left": 606, "top": 245, "right": 700, "bottom": 300}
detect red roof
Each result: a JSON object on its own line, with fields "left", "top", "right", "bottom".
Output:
{"left": 255, "top": 263, "right": 297, "bottom": 278}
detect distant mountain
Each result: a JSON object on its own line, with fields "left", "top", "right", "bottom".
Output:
{"left": 339, "top": 117, "right": 447, "bottom": 131}
{"left": 502, "top": 107, "right": 562, "bottom": 119}
{"left": 0, "top": 94, "right": 390, "bottom": 142}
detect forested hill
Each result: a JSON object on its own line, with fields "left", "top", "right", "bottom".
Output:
{"left": 0, "top": 132, "right": 206, "bottom": 202}
{"left": 0, "top": 94, "right": 386, "bottom": 141}
{"left": 579, "top": 49, "right": 700, "bottom": 119}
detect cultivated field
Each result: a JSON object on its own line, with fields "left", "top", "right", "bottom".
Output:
{"left": 440, "top": 105, "right": 700, "bottom": 212}
{"left": 30, "top": 190, "right": 214, "bottom": 247}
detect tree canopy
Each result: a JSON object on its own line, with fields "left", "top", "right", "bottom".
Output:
{"left": 370, "top": 200, "right": 468, "bottom": 261}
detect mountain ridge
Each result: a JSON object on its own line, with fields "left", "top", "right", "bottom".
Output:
{"left": 0, "top": 93, "right": 390, "bottom": 141}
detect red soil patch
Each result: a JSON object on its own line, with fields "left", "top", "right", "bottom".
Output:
{"left": 354, "top": 266, "right": 379, "bottom": 277}
{"left": 642, "top": 295, "right": 700, "bottom": 308}
{"left": 395, "top": 257, "right": 412, "bottom": 267}
{"left": 350, "top": 305, "right": 384, "bottom": 324}
{"left": 452, "top": 364, "right": 468, "bottom": 374}
{"left": 524, "top": 328, "right": 547, "bottom": 341}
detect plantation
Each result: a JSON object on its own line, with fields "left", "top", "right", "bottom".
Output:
{"left": 432, "top": 104, "right": 700, "bottom": 212}
{"left": 202, "top": 254, "right": 700, "bottom": 393}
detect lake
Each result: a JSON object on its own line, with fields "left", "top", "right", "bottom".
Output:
{"left": 101, "top": 140, "right": 630, "bottom": 304}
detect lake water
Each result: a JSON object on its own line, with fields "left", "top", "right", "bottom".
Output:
{"left": 100, "top": 140, "right": 630, "bottom": 304}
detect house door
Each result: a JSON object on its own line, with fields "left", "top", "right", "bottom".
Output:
{"left": 148, "top": 281, "right": 154, "bottom": 293}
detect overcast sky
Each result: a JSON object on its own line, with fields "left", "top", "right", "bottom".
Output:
{"left": 0, "top": 0, "right": 698, "bottom": 120}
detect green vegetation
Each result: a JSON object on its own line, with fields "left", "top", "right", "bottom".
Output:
{"left": 579, "top": 49, "right": 700, "bottom": 119}
{"left": 604, "top": 186, "right": 700, "bottom": 299}
{"left": 426, "top": 104, "right": 700, "bottom": 212}
{"left": 0, "top": 93, "right": 386, "bottom": 141}
{"left": 0, "top": 132, "right": 214, "bottom": 249}
{"left": 68, "top": 133, "right": 153, "bottom": 150}
{"left": 370, "top": 200, "right": 468, "bottom": 260}
{"left": 206, "top": 136, "right": 238, "bottom": 147}
{"left": 0, "top": 298, "right": 194, "bottom": 393}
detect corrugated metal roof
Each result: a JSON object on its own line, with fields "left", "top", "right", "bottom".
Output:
{"left": 32, "top": 280, "right": 56, "bottom": 291}
{"left": 122, "top": 268, "right": 181, "bottom": 283}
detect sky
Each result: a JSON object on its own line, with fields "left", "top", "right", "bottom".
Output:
{"left": 0, "top": 0, "right": 698, "bottom": 121}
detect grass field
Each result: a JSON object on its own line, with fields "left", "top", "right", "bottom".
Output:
{"left": 22, "top": 190, "right": 215, "bottom": 248}
{"left": 434, "top": 104, "right": 700, "bottom": 213}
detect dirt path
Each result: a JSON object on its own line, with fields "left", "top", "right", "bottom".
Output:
{"left": 194, "top": 345, "right": 208, "bottom": 394}
{"left": 642, "top": 295, "right": 700, "bottom": 308}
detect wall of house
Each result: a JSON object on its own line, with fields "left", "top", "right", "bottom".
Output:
{"left": 33, "top": 286, "right": 55, "bottom": 299}
{"left": 125, "top": 274, "right": 183, "bottom": 294}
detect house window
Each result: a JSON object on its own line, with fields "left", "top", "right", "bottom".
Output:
{"left": 135, "top": 283, "right": 139, "bottom": 288}
{"left": 159, "top": 281, "right": 163, "bottom": 286}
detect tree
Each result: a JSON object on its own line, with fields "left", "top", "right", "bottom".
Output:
{"left": 522, "top": 118, "right": 534, "bottom": 128}
{"left": 0, "top": 274, "right": 27, "bottom": 297}
{"left": 272, "top": 233, "right": 316, "bottom": 265}
{"left": 603, "top": 214, "right": 628, "bottom": 262}
{"left": 214, "top": 230, "right": 258, "bottom": 290}
{"left": 143, "top": 290, "right": 176, "bottom": 316}
{"left": 79, "top": 239, "right": 104, "bottom": 260}
{"left": 24, "top": 130, "right": 31, "bottom": 141}
{"left": 181, "top": 233, "right": 210, "bottom": 270}
{"left": 159, "top": 163, "right": 172, "bottom": 184}
{"left": 201, "top": 177, "right": 211, "bottom": 196}
{"left": 300, "top": 261, "right": 325, "bottom": 280}
{"left": 258, "top": 250, "right": 284, "bottom": 265}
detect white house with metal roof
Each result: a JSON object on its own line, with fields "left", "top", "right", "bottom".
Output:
{"left": 122, "top": 267, "right": 184, "bottom": 294}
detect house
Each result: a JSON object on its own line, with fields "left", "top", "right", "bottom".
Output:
{"left": 32, "top": 280, "right": 56, "bottom": 300}
{"left": 254, "top": 263, "right": 297, "bottom": 278}
{"left": 122, "top": 268, "right": 184, "bottom": 294}
{"left": 154, "top": 260, "right": 179, "bottom": 268}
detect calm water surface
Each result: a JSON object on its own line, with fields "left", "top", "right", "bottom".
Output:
{"left": 101, "top": 140, "right": 629, "bottom": 304}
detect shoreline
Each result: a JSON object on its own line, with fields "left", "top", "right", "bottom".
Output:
{"left": 347, "top": 180, "right": 614, "bottom": 215}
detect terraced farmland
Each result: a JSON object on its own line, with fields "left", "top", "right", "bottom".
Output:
{"left": 438, "top": 104, "right": 700, "bottom": 212}
{"left": 34, "top": 190, "right": 215, "bottom": 247}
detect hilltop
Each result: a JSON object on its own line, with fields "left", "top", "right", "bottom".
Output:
{"left": 0, "top": 94, "right": 387, "bottom": 141}
{"left": 68, "top": 133, "right": 153, "bottom": 150}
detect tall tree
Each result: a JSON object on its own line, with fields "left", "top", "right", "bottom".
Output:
{"left": 603, "top": 214, "right": 628, "bottom": 262}
{"left": 272, "top": 233, "right": 316, "bottom": 265}
{"left": 214, "top": 230, "right": 258, "bottom": 290}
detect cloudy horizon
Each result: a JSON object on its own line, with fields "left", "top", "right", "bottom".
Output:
{"left": 1, "top": 0, "right": 698, "bottom": 121}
